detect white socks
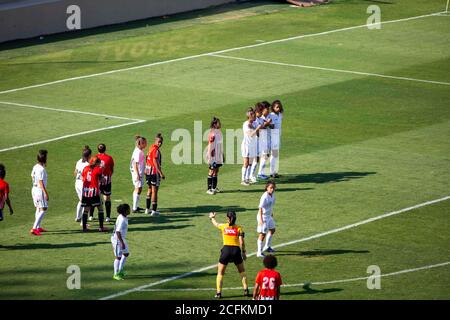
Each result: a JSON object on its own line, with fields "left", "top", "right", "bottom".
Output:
{"left": 250, "top": 159, "right": 258, "bottom": 178}
{"left": 241, "top": 167, "right": 246, "bottom": 181}
{"left": 258, "top": 157, "right": 268, "bottom": 175}
{"left": 114, "top": 259, "right": 120, "bottom": 274}
{"left": 264, "top": 232, "right": 273, "bottom": 249}
{"left": 133, "top": 192, "right": 140, "bottom": 211}
{"left": 118, "top": 255, "right": 127, "bottom": 271}
{"left": 257, "top": 239, "right": 263, "bottom": 255}
{"left": 33, "top": 209, "right": 46, "bottom": 229}
{"left": 76, "top": 202, "right": 83, "bottom": 220}
{"left": 270, "top": 154, "right": 278, "bottom": 175}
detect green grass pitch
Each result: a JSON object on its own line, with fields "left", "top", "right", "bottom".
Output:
{"left": 0, "top": 0, "right": 449, "bottom": 300}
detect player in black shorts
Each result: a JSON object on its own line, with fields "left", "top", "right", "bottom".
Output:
{"left": 209, "top": 211, "right": 249, "bottom": 299}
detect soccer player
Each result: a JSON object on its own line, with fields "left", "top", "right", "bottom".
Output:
{"left": 74, "top": 146, "right": 91, "bottom": 224}
{"left": 145, "top": 133, "right": 165, "bottom": 215}
{"left": 257, "top": 181, "right": 277, "bottom": 257}
{"left": 112, "top": 203, "right": 130, "bottom": 280}
{"left": 241, "top": 108, "right": 267, "bottom": 186}
{"left": 30, "top": 150, "right": 49, "bottom": 236}
{"left": 206, "top": 117, "right": 223, "bottom": 195}
{"left": 81, "top": 156, "right": 106, "bottom": 232}
{"left": 253, "top": 255, "right": 282, "bottom": 300}
{"left": 268, "top": 100, "right": 284, "bottom": 178}
{"left": 209, "top": 211, "right": 249, "bottom": 299}
{"left": 256, "top": 101, "right": 272, "bottom": 180}
{"left": 96, "top": 143, "right": 115, "bottom": 222}
{"left": 0, "top": 164, "right": 13, "bottom": 221}
{"left": 130, "top": 135, "right": 147, "bottom": 213}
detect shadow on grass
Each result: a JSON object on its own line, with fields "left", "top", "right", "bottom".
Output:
{"left": 276, "top": 172, "right": 376, "bottom": 184}
{"left": 284, "top": 287, "right": 343, "bottom": 296}
{"left": 0, "top": 241, "right": 109, "bottom": 251}
{"left": 275, "top": 249, "right": 370, "bottom": 257}
{"left": 221, "top": 187, "right": 313, "bottom": 194}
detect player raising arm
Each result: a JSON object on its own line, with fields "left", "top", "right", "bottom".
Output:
{"left": 253, "top": 255, "right": 282, "bottom": 300}
{"left": 209, "top": 211, "right": 249, "bottom": 299}
{"left": 30, "top": 150, "right": 49, "bottom": 236}
{"left": 0, "top": 164, "right": 13, "bottom": 221}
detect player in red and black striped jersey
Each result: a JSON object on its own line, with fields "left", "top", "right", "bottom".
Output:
{"left": 206, "top": 117, "right": 223, "bottom": 195}
{"left": 145, "top": 133, "right": 165, "bottom": 216}
{"left": 0, "top": 164, "right": 13, "bottom": 221}
{"left": 81, "top": 156, "right": 107, "bottom": 232}
{"left": 96, "top": 143, "right": 115, "bottom": 222}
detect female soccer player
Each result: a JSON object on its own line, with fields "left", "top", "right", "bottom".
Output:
{"left": 112, "top": 203, "right": 130, "bottom": 280}
{"left": 253, "top": 255, "right": 282, "bottom": 300}
{"left": 268, "top": 100, "right": 284, "bottom": 178}
{"left": 0, "top": 164, "right": 13, "bottom": 221}
{"left": 206, "top": 117, "right": 223, "bottom": 195}
{"left": 145, "top": 133, "right": 165, "bottom": 215}
{"left": 241, "top": 108, "right": 267, "bottom": 186}
{"left": 96, "top": 143, "right": 115, "bottom": 222}
{"left": 130, "top": 135, "right": 147, "bottom": 213}
{"left": 81, "top": 156, "right": 106, "bottom": 232}
{"left": 257, "top": 181, "right": 277, "bottom": 257}
{"left": 30, "top": 150, "right": 49, "bottom": 236}
{"left": 74, "top": 146, "right": 91, "bottom": 224}
{"left": 209, "top": 210, "right": 249, "bottom": 299}
{"left": 257, "top": 101, "right": 272, "bottom": 180}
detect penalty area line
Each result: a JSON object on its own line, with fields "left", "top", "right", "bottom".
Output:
{"left": 99, "top": 195, "right": 450, "bottom": 300}
{"left": 136, "top": 261, "right": 450, "bottom": 292}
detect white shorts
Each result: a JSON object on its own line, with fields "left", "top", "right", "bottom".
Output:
{"left": 257, "top": 214, "right": 275, "bottom": 234}
{"left": 241, "top": 141, "right": 257, "bottom": 159}
{"left": 259, "top": 130, "right": 271, "bottom": 156}
{"left": 32, "top": 187, "right": 48, "bottom": 209}
{"left": 112, "top": 238, "right": 129, "bottom": 257}
{"left": 270, "top": 131, "right": 280, "bottom": 151}
{"left": 75, "top": 181, "right": 83, "bottom": 200}
{"left": 131, "top": 172, "right": 144, "bottom": 188}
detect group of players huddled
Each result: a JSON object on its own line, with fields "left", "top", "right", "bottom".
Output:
{"left": 0, "top": 99, "right": 284, "bottom": 299}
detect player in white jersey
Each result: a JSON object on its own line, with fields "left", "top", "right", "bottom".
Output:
{"left": 268, "top": 100, "right": 284, "bottom": 178}
{"left": 111, "top": 203, "right": 130, "bottom": 280}
{"left": 73, "top": 146, "right": 92, "bottom": 224}
{"left": 256, "top": 181, "right": 277, "bottom": 257}
{"left": 30, "top": 150, "right": 49, "bottom": 236}
{"left": 130, "top": 135, "right": 147, "bottom": 213}
{"left": 241, "top": 108, "right": 269, "bottom": 186}
{"left": 256, "top": 101, "right": 272, "bottom": 180}
{"left": 206, "top": 117, "right": 224, "bottom": 195}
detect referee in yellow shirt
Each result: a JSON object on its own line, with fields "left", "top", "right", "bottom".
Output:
{"left": 209, "top": 210, "right": 249, "bottom": 299}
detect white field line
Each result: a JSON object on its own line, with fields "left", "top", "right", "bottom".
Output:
{"left": 99, "top": 195, "right": 450, "bottom": 300}
{"left": 210, "top": 54, "right": 450, "bottom": 86}
{"left": 0, "top": 101, "right": 146, "bottom": 153}
{"left": 0, "top": 11, "right": 444, "bottom": 96}
{"left": 137, "top": 261, "right": 450, "bottom": 292}
{"left": 0, "top": 101, "right": 143, "bottom": 121}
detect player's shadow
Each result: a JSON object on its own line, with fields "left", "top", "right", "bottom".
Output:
{"left": 220, "top": 187, "right": 313, "bottom": 194}
{"left": 129, "top": 224, "right": 193, "bottom": 232}
{"left": 284, "top": 287, "right": 344, "bottom": 296}
{"left": 277, "top": 172, "right": 376, "bottom": 184}
{"left": 275, "top": 249, "right": 370, "bottom": 257}
{"left": 0, "top": 241, "right": 109, "bottom": 251}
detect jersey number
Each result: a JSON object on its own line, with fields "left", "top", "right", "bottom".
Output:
{"left": 262, "top": 277, "right": 276, "bottom": 290}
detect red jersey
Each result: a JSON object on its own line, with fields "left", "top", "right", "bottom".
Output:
{"left": 0, "top": 178, "right": 10, "bottom": 209}
{"left": 96, "top": 153, "right": 114, "bottom": 183}
{"left": 255, "top": 269, "right": 282, "bottom": 300}
{"left": 145, "top": 144, "right": 161, "bottom": 175}
{"left": 81, "top": 166, "right": 103, "bottom": 197}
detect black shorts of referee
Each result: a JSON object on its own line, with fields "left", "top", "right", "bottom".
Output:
{"left": 219, "top": 245, "right": 243, "bottom": 265}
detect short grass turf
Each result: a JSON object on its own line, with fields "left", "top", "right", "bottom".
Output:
{"left": 0, "top": 0, "right": 449, "bottom": 300}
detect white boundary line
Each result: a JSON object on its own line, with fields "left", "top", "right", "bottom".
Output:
{"left": 210, "top": 54, "right": 450, "bottom": 86}
{"left": 137, "top": 261, "right": 450, "bottom": 292}
{"left": 0, "top": 101, "right": 146, "bottom": 153}
{"left": 0, "top": 11, "right": 444, "bottom": 96}
{"left": 99, "top": 195, "right": 450, "bottom": 300}
{"left": 0, "top": 101, "right": 143, "bottom": 121}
